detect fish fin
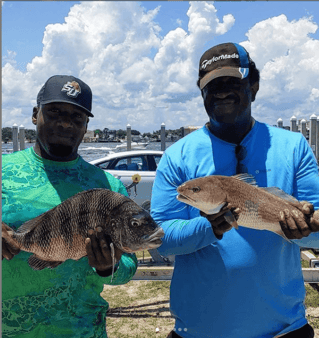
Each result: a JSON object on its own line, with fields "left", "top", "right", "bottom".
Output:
{"left": 206, "top": 203, "right": 226, "bottom": 214}
{"left": 261, "top": 187, "right": 299, "bottom": 205}
{"left": 224, "top": 210, "right": 238, "bottom": 229}
{"left": 16, "top": 218, "right": 39, "bottom": 234}
{"left": 232, "top": 174, "right": 258, "bottom": 186}
{"left": 274, "top": 229, "right": 292, "bottom": 243}
{"left": 28, "top": 255, "right": 63, "bottom": 270}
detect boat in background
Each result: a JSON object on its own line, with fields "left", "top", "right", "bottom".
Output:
{"left": 114, "top": 141, "right": 149, "bottom": 152}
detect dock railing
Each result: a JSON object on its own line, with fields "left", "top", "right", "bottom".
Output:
{"left": 133, "top": 249, "right": 319, "bottom": 283}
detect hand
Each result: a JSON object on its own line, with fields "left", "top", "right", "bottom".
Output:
{"left": 2, "top": 223, "right": 20, "bottom": 260}
{"left": 85, "top": 227, "right": 123, "bottom": 272}
{"left": 200, "top": 203, "right": 241, "bottom": 238}
{"left": 279, "top": 201, "right": 318, "bottom": 239}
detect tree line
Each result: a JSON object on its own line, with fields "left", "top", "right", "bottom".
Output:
{"left": 2, "top": 127, "right": 36, "bottom": 143}
{"left": 94, "top": 127, "right": 184, "bottom": 139}
{"left": 2, "top": 126, "right": 184, "bottom": 142}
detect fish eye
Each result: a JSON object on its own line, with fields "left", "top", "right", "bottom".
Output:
{"left": 191, "top": 186, "right": 201, "bottom": 193}
{"left": 131, "top": 219, "right": 140, "bottom": 227}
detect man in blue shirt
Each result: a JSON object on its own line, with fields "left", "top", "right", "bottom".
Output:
{"left": 151, "top": 43, "right": 319, "bottom": 338}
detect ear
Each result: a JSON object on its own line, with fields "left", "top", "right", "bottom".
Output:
{"left": 85, "top": 117, "right": 89, "bottom": 133}
{"left": 32, "top": 107, "right": 39, "bottom": 125}
{"left": 250, "top": 81, "right": 259, "bottom": 102}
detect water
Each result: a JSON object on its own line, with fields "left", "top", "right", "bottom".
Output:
{"left": 1, "top": 141, "right": 175, "bottom": 162}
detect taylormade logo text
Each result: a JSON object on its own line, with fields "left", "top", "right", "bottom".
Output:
{"left": 201, "top": 53, "right": 239, "bottom": 69}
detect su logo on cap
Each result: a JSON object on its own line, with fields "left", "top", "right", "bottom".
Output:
{"left": 61, "top": 81, "right": 81, "bottom": 98}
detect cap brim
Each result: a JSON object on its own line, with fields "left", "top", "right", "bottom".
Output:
{"left": 199, "top": 67, "right": 249, "bottom": 90}
{"left": 39, "top": 99, "right": 94, "bottom": 117}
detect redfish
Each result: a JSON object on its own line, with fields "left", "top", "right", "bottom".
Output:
{"left": 177, "top": 174, "right": 319, "bottom": 241}
{"left": 2, "top": 189, "right": 164, "bottom": 270}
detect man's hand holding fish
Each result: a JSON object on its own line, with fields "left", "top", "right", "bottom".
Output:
{"left": 86, "top": 227, "right": 123, "bottom": 274}
{"left": 199, "top": 203, "right": 241, "bottom": 238}
{"left": 279, "top": 200, "right": 319, "bottom": 239}
{"left": 2, "top": 222, "right": 20, "bottom": 260}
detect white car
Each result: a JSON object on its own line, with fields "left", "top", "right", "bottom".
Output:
{"left": 90, "top": 150, "right": 164, "bottom": 210}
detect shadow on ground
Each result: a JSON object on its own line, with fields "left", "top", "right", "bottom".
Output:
{"left": 107, "top": 300, "right": 173, "bottom": 318}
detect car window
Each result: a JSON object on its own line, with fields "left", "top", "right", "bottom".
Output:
{"left": 113, "top": 156, "right": 147, "bottom": 171}
{"left": 153, "top": 155, "right": 162, "bottom": 167}
{"left": 96, "top": 160, "right": 112, "bottom": 170}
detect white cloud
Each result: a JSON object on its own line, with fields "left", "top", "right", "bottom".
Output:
{"left": 241, "top": 14, "right": 319, "bottom": 125}
{"left": 2, "top": 2, "right": 319, "bottom": 133}
{"left": 2, "top": 50, "right": 17, "bottom": 66}
{"left": 310, "top": 88, "right": 319, "bottom": 101}
{"left": 2, "top": 1, "right": 235, "bottom": 132}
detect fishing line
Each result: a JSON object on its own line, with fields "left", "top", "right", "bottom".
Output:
{"left": 110, "top": 242, "right": 115, "bottom": 283}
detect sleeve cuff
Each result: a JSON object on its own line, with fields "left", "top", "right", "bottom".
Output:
{"left": 94, "top": 263, "right": 119, "bottom": 277}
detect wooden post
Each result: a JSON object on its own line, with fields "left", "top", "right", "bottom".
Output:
{"left": 19, "top": 125, "right": 25, "bottom": 151}
{"left": 309, "top": 114, "right": 317, "bottom": 157}
{"left": 161, "top": 123, "right": 166, "bottom": 151}
{"left": 12, "top": 124, "right": 19, "bottom": 152}
{"left": 277, "top": 118, "right": 283, "bottom": 128}
{"left": 301, "top": 119, "right": 307, "bottom": 139}
{"left": 290, "top": 116, "right": 298, "bottom": 132}
{"left": 126, "top": 124, "right": 131, "bottom": 151}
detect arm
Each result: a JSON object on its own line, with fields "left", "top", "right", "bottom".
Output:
{"left": 95, "top": 253, "right": 138, "bottom": 286}
{"left": 151, "top": 153, "right": 219, "bottom": 257}
{"left": 290, "top": 136, "right": 319, "bottom": 248}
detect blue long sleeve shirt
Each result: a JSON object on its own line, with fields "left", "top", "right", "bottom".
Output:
{"left": 151, "top": 121, "right": 319, "bottom": 338}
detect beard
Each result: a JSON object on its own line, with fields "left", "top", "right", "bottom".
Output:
{"left": 47, "top": 144, "right": 74, "bottom": 158}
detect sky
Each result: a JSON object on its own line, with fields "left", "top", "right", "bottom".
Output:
{"left": 2, "top": 1, "right": 319, "bottom": 133}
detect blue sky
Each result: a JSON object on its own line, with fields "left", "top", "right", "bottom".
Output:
{"left": 2, "top": 1, "right": 319, "bottom": 132}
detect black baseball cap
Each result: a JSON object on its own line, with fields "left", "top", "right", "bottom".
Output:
{"left": 198, "top": 43, "right": 251, "bottom": 90}
{"left": 37, "top": 75, "right": 94, "bottom": 117}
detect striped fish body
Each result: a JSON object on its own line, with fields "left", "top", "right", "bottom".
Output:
{"left": 2, "top": 189, "right": 164, "bottom": 270}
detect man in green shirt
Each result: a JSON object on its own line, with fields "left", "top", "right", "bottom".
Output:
{"left": 2, "top": 75, "right": 138, "bottom": 338}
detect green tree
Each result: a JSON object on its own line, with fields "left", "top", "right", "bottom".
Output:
{"left": 94, "top": 129, "right": 102, "bottom": 137}
{"left": 2, "top": 127, "right": 12, "bottom": 142}
{"left": 117, "top": 129, "right": 126, "bottom": 139}
{"left": 25, "top": 129, "right": 36, "bottom": 142}
{"left": 131, "top": 129, "right": 140, "bottom": 135}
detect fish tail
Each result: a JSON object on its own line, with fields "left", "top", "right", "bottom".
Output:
{"left": 2, "top": 222, "right": 20, "bottom": 249}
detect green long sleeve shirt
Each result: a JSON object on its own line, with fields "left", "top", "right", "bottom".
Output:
{"left": 2, "top": 147, "right": 138, "bottom": 338}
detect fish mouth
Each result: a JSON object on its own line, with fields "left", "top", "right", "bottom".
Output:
{"left": 176, "top": 193, "right": 196, "bottom": 203}
{"left": 121, "top": 239, "right": 163, "bottom": 253}
{"left": 120, "top": 227, "right": 165, "bottom": 253}
{"left": 141, "top": 238, "right": 163, "bottom": 250}
{"left": 141, "top": 227, "right": 165, "bottom": 241}
{"left": 140, "top": 227, "right": 164, "bottom": 250}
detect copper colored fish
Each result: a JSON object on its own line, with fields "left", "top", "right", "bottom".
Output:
{"left": 2, "top": 189, "right": 164, "bottom": 270}
{"left": 177, "top": 174, "right": 319, "bottom": 241}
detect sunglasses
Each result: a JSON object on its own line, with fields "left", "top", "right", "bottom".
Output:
{"left": 235, "top": 145, "right": 248, "bottom": 174}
